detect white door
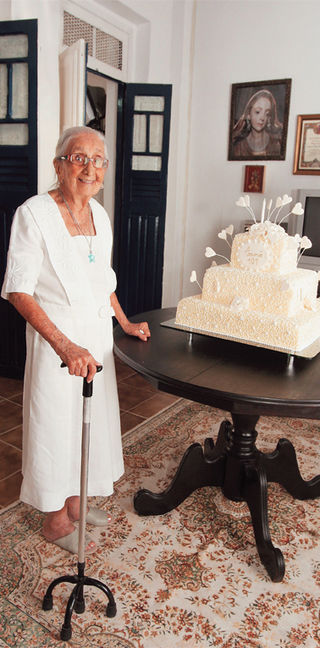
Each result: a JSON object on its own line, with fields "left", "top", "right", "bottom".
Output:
{"left": 59, "top": 39, "right": 87, "bottom": 132}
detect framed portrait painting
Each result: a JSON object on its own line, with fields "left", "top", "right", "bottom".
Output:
{"left": 228, "top": 78, "right": 292, "bottom": 161}
{"left": 293, "top": 114, "right": 320, "bottom": 175}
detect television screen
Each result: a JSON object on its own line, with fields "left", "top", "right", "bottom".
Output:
{"left": 302, "top": 197, "right": 320, "bottom": 257}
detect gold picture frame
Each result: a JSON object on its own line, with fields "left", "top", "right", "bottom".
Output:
{"left": 293, "top": 114, "right": 320, "bottom": 175}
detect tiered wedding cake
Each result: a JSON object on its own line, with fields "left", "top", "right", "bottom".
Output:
{"left": 176, "top": 195, "right": 320, "bottom": 351}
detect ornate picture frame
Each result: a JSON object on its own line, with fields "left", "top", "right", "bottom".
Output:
{"left": 228, "top": 78, "right": 292, "bottom": 161}
{"left": 243, "top": 165, "right": 265, "bottom": 193}
{"left": 293, "top": 114, "right": 320, "bottom": 175}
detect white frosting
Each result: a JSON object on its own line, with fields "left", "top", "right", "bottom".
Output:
{"left": 231, "top": 223, "right": 299, "bottom": 274}
{"left": 176, "top": 222, "right": 320, "bottom": 351}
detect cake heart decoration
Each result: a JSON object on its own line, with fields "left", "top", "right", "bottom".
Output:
{"left": 300, "top": 236, "right": 312, "bottom": 250}
{"left": 190, "top": 270, "right": 197, "bottom": 282}
{"left": 205, "top": 247, "right": 216, "bottom": 257}
{"left": 282, "top": 194, "right": 292, "bottom": 205}
{"left": 292, "top": 202, "right": 304, "bottom": 215}
{"left": 218, "top": 231, "right": 227, "bottom": 240}
{"left": 225, "top": 224, "right": 234, "bottom": 236}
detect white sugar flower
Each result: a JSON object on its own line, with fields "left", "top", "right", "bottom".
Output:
{"left": 230, "top": 296, "right": 249, "bottom": 312}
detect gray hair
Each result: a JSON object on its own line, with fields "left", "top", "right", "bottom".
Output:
{"left": 55, "top": 126, "right": 108, "bottom": 160}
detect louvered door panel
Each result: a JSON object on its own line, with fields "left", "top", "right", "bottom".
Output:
{"left": 113, "top": 84, "right": 171, "bottom": 317}
{"left": 0, "top": 19, "right": 37, "bottom": 378}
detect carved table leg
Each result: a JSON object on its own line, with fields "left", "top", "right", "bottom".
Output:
{"left": 262, "top": 438, "right": 320, "bottom": 500}
{"left": 134, "top": 421, "right": 228, "bottom": 515}
{"left": 223, "top": 413, "right": 285, "bottom": 582}
{"left": 243, "top": 463, "right": 285, "bottom": 582}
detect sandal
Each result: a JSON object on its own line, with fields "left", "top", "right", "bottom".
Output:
{"left": 51, "top": 528, "right": 96, "bottom": 554}
{"left": 86, "top": 507, "right": 112, "bottom": 526}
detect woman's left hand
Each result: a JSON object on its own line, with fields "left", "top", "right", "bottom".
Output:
{"left": 124, "top": 321, "right": 150, "bottom": 341}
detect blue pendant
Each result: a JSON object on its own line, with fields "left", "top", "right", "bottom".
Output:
{"left": 88, "top": 252, "right": 95, "bottom": 263}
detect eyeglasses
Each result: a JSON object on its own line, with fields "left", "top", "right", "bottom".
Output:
{"left": 58, "top": 154, "right": 108, "bottom": 169}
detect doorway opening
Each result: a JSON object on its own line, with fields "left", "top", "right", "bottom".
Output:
{"left": 86, "top": 70, "right": 118, "bottom": 233}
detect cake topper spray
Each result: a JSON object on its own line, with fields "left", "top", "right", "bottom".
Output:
{"left": 189, "top": 194, "right": 311, "bottom": 291}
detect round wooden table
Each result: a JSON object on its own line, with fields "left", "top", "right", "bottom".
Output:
{"left": 114, "top": 307, "right": 320, "bottom": 582}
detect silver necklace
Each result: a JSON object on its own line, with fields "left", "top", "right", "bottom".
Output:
{"left": 59, "top": 189, "right": 95, "bottom": 263}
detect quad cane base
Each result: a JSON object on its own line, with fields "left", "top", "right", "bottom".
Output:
{"left": 42, "top": 561, "right": 116, "bottom": 642}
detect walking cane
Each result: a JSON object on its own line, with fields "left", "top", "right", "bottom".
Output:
{"left": 42, "top": 364, "right": 117, "bottom": 641}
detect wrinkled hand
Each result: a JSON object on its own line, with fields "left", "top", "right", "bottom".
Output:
{"left": 123, "top": 321, "right": 150, "bottom": 342}
{"left": 60, "top": 342, "right": 101, "bottom": 382}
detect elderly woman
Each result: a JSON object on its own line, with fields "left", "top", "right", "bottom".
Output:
{"left": 1, "top": 126, "right": 150, "bottom": 553}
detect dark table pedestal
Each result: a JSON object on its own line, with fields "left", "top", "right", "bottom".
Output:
{"left": 134, "top": 413, "right": 320, "bottom": 582}
{"left": 114, "top": 307, "right": 320, "bottom": 583}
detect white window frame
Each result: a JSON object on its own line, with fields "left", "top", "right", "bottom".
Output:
{"left": 62, "top": 0, "right": 130, "bottom": 82}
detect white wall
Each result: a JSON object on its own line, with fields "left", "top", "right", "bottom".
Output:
{"left": 2, "top": 0, "right": 319, "bottom": 309}
{"left": 179, "top": 0, "right": 320, "bottom": 299}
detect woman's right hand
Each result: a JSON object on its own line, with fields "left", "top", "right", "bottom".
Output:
{"left": 59, "top": 342, "right": 101, "bottom": 383}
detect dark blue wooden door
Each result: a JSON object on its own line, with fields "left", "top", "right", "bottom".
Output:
{"left": 113, "top": 83, "right": 172, "bottom": 317}
{"left": 0, "top": 19, "right": 37, "bottom": 378}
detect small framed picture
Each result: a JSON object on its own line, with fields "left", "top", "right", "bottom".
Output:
{"left": 293, "top": 114, "right": 320, "bottom": 175}
{"left": 228, "top": 78, "right": 292, "bottom": 161}
{"left": 243, "top": 165, "right": 265, "bottom": 193}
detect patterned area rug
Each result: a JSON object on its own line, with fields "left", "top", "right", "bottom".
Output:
{"left": 1, "top": 400, "right": 320, "bottom": 648}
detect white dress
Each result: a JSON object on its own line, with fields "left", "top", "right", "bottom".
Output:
{"left": 1, "top": 193, "right": 124, "bottom": 512}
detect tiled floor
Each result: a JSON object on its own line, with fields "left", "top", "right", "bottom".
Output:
{"left": 0, "top": 355, "right": 179, "bottom": 509}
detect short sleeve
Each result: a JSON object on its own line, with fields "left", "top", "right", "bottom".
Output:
{"left": 1, "top": 202, "right": 44, "bottom": 300}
